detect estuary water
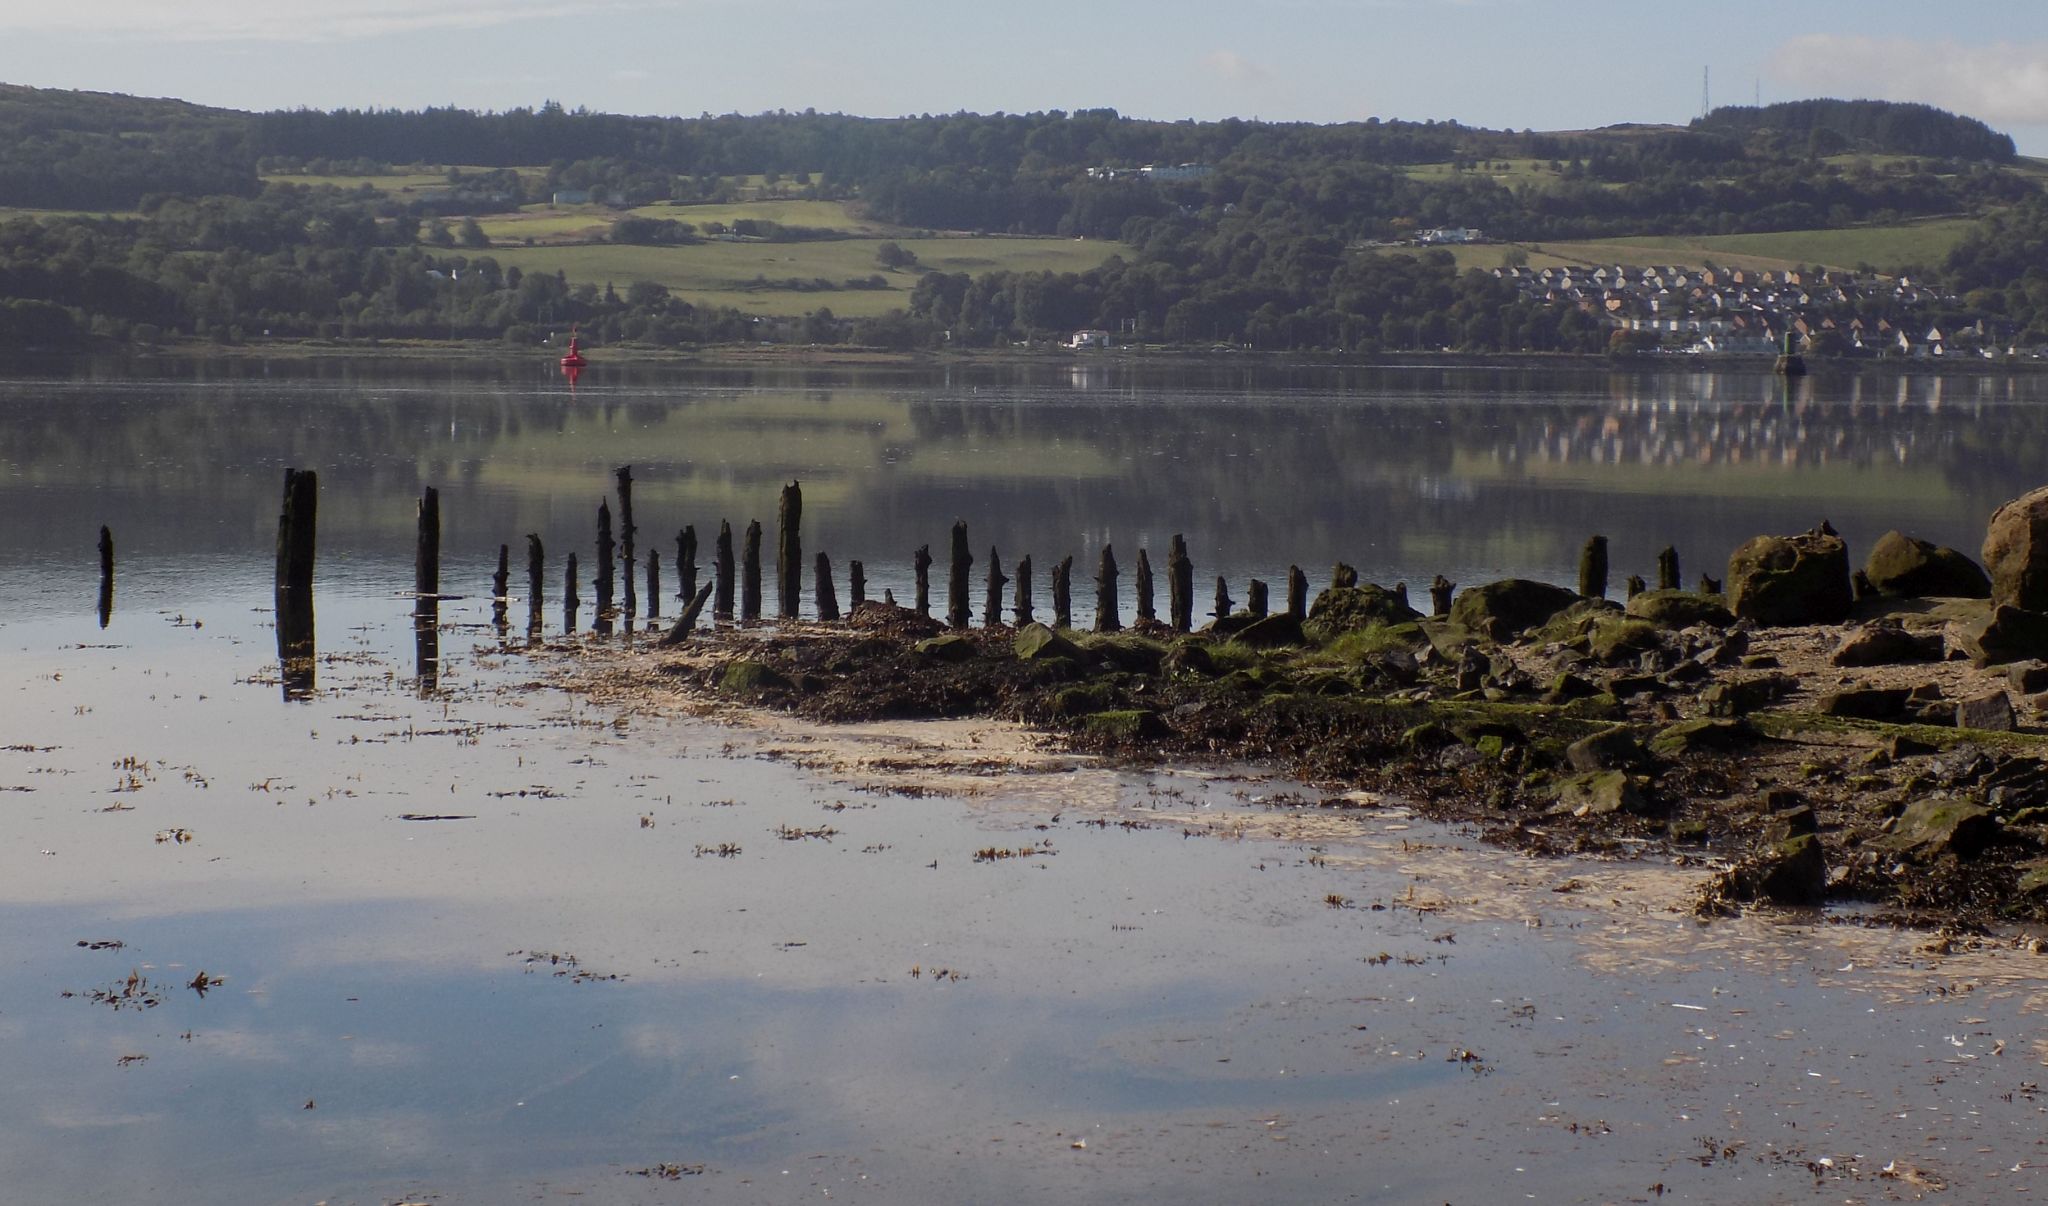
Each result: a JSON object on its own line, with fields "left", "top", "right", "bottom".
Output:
{"left": 4, "top": 356, "right": 2048, "bottom": 1203}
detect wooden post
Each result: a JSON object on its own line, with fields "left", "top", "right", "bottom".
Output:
{"left": 97, "top": 525, "right": 113, "bottom": 629}
{"left": 1014, "top": 556, "right": 1034, "bottom": 626}
{"left": 1698, "top": 574, "right": 1721, "bottom": 596}
{"left": 1657, "top": 546, "right": 1680, "bottom": 592}
{"left": 526, "top": 534, "right": 544, "bottom": 632}
{"left": 595, "top": 501, "right": 616, "bottom": 625}
{"left": 646, "top": 550, "right": 661, "bottom": 618}
{"left": 275, "top": 469, "right": 317, "bottom": 699}
{"left": 616, "top": 465, "right": 636, "bottom": 618}
{"left": 1212, "top": 576, "right": 1232, "bottom": 623}
{"left": 1578, "top": 535, "right": 1608, "bottom": 600}
{"left": 492, "top": 543, "right": 510, "bottom": 601}
{"left": 913, "top": 545, "right": 933, "bottom": 617}
{"left": 1053, "top": 555, "right": 1073, "bottom": 628}
{"left": 1167, "top": 535, "right": 1192, "bottom": 632}
{"left": 1429, "top": 574, "right": 1454, "bottom": 618}
{"left": 1394, "top": 582, "right": 1409, "bottom": 611}
{"left": 415, "top": 487, "right": 440, "bottom": 602}
{"left": 1095, "top": 545, "right": 1121, "bottom": 632}
{"left": 677, "top": 526, "right": 698, "bottom": 602}
{"left": 564, "top": 553, "right": 580, "bottom": 632}
{"left": 849, "top": 560, "right": 867, "bottom": 608}
{"left": 1247, "top": 579, "right": 1268, "bottom": 619}
{"left": 1135, "top": 549, "right": 1156, "bottom": 622}
{"left": 1287, "top": 566, "right": 1308, "bottom": 619}
{"left": 777, "top": 480, "right": 802, "bottom": 619}
{"left": 741, "top": 520, "right": 762, "bottom": 621}
{"left": 1626, "top": 574, "right": 1647, "bottom": 599}
{"left": 947, "top": 520, "right": 971, "bottom": 629}
{"left": 815, "top": 552, "right": 839, "bottom": 621}
{"left": 983, "top": 547, "right": 1007, "bottom": 627}
{"left": 1330, "top": 563, "right": 1358, "bottom": 589}
{"left": 660, "top": 582, "right": 716, "bottom": 646}
{"left": 714, "top": 521, "right": 735, "bottom": 619}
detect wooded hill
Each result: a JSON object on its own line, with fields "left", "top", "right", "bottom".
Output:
{"left": 0, "top": 85, "right": 2044, "bottom": 353}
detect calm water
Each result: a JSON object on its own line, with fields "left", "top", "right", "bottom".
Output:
{"left": 3, "top": 357, "right": 2048, "bottom": 1203}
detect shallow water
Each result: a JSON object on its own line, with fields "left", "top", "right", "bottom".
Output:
{"left": 6, "top": 360, "right": 2048, "bottom": 1202}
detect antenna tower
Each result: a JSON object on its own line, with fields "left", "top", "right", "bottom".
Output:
{"left": 1702, "top": 67, "right": 1710, "bottom": 118}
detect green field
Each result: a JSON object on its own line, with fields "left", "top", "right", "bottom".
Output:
{"left": 261, "top": 165, "right": 549, "bottom": 193}
{"left": 489, "top": 236, "right": 1129, "bottom": 317}
{"left": 626, "top": 199, "right": 888, "bottom": 233}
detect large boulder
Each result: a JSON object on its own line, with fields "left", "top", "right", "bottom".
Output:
{"left": 1726, "top": 529, "right": 1852, "bottom": 626}
{"left": 1305, "top": 585, "right": 1420, "bottom": 640}
{"left": 1865, "top": 530, "right": 1990, "bottom": 599}
{"left": 1014, "top": 622, "right": 1085, "bottom": 662}
{"left": 1948, "top": 604, "right": 2048, "bottom": 667}
{"left": 1448, "top": 579, "right": 1580, "bottom": 642}
{"left": 1983, "top": 486, "right": 2048, "bottom": 611}
{"left": 1829, "top": 620, "right": 1944, "bottom": 667}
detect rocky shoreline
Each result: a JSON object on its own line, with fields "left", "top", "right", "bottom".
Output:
{"left": 545, "top": 495, "right": 2048, "bottom": 934}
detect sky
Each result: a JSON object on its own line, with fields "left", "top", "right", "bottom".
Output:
{"left": 6, "top": 1, "right": 2048, "bottom": 155}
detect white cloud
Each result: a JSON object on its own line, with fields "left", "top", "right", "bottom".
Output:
{"left": 1201, "top": 51, "right": 1271, "bottom": 85}
{"left": 1766, "top": 35, "right": 2048, "bottom": 128}
{"left": 2, "top": 0, "right": 671, "bottom": 43}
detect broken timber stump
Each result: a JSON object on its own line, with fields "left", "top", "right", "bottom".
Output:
{"left": 947, "top": 521, "right": 972, "bottom": 629}
{"left": 777, "top": 480, "right": 802, "bottom": 619}
{"left": 1095, "top": 545, "right": 1121, "bottom": 632}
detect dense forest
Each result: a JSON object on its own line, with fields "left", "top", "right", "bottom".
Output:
{"left": 0, "top": 85, "right": 2042, "bottom": 354}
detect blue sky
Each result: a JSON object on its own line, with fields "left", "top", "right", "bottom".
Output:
{"left": 7, "top": 1, "right": 2048, "bottom": 154}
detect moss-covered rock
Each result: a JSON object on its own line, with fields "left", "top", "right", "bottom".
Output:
{"left": 1305, "top": 585, "right": 1420, "bottom": 642}
{"left": 1624, "top": 590, "right": 1734, "bottom": 629}
{"left": 1949, "top": 605, "right": 2048, "bottom": 668}
{"left": 1079, "top": 709, "right": 1170, "bottom": 741}
{"left": 1648, "top": 717, "right": 1755, "bottom": 758}
{"left": 1566, "top": 726, "right": 1651, "bottom": 772}
{"left": 1162, "top": 641, "right": 1217, "bottom": 677}
{"left": 1548, "top": 770, "right": 1647, "bottom": 816}
{"left": 719, "top": 660, "right": 792, "bottom": 693}
{"left": 1982, "top": 485, "right": 2048, "bottom": 611}
{"left": 1726, "top": 529, "right": 1852, "bottom": 626}
{"left": 915, "top": 634, "right": 978, "bottom": 662}
{"left": 1449, "top": 579, "right": 1581, "bottom": 642}
{"left": 1236, "top": 613, "right": 1307, "bottom": 648}
{"left": 1014, "top": 621, "right": 1084, "bottom": 662}
{"left": 1049, "top": 683, "right": 1120, "bottom": 718}
{"left": 1865, "top": 530, "right": 1991, "bottom": 599}
{"left": 1888, "top": 797, "right": 1999, "bottom": 859}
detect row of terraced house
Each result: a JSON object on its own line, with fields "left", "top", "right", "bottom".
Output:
{"left": 1493, "top": 263, "right": 2023, "bottom": 358}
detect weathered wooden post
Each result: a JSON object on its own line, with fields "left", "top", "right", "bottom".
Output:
{"left": 1095, "top": 545, "right": 1121, "bottom": 632}
{"left": 1393, "top": 582, "right": 1409, "bottom": 611}
{"left": 741, "top": 520, "right": 762, "bottom": 621}
{"left": 677, "top": 526, "right": 698, "bottom": 602}
{"left": 777, "top": 480, "right": 802, "bottom": 619}
{"left": 913, "top": 545, "right": 933, "bottom": 617}
{"left": 564, "top": 553, "right": 581, "bottom": 632}
{"left": 646, "top": 550, "right": 661, "bottom": 618}
{"left": 1014, "top": 555, "right": 1034, "bottom": 625}
{"left": 1287, "top": 566, "right": 1308, "bottom": 619}
{"left": 1626, "top": 574, "right": 1647, "bottom": 599}
{"left": 526, "top": 534, "right": 544, "bottom": 633}
{"left": 983, "top": 547, "right": 1008, "bottom": 627}
{"left": 815, "top": 552, "right": 839, "bottom": 621}
{"left": 1053, "top": 555, "right": 1073, "bottom": 628}
{"left": 1429, "top": 574, "right": 1455, "bottom": 618}
{"left": 1167, "top": 535, "right": 1193, "bottom": 632}
{"left": 595, "top": 501, "right": 616, "bottom": 626}
{"left": 1698, "top": 573, "right": 1722, "bottom": 596}
{"left": 275, "top": 469, "right": 318, "bottom": 699}
{"left": 1330, "top": 563, "right": 1358, "bottom": 589}
{"left": 947, "top": 521, "right": 972, "bottom": 629}
{"left": 616, "top": 465, "right": 636, "bottom": 619}
{"left": 714, "top": 521, "right": 735, "bottom": 620}
{"left": 1657, "top": 546, "right": 1680, "bottom": 592}
{"left": 660, "top": 582, "right": 716, "bottom": 645}
{"left": 849, "top": 561, "right": 867, "bottom": 608}
{"left": 97, "top": 525, "right": 113, "bottom": 629}
{"left": 1578, "top": 535, "right": 1608, "bottom": 600}
{"left": 1212, "top": 576, "right": 1232, "bottom": 623}
{"left": 492, "top": 543, "right": 510, "bottom": 628}
{"left": 1135, "top": 549, "right": 1156, "bottom": 623}
{"left": 415, "top": 487, "right": 440, "bottom": 602}
{"left": 1247, "top": 580, "right": 1268, "bottom": 619}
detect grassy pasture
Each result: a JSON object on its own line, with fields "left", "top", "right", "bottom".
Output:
{"left": 488, "top": 236, "right": 1128, "bottom": 318}
{"left": 261, "top": 165, "right": 548, "bottom": 193}
{"left": 625, "top": 199, "right": 889, "bottom": 233}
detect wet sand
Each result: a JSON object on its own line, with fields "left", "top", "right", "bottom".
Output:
{"left": 3, "top": 591, "right": 2046, "bottom": 1203}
